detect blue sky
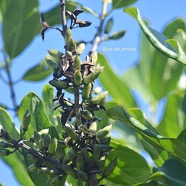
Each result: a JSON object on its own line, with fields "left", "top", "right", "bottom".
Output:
{"left": 0, "top": 0, "right": 186, "bottom": 185}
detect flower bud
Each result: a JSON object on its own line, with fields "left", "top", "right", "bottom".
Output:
{"left": 1, "top": 129, "right": 12, "bottom": 142}
{"left": 68, "top": 39, "right": 76, "bottom": 52}
{"left": 48, "top": 49, "right": 63, "bottom": 62}
{"left": 82, "top": 83, "right": 92, "bottom": 100}
{"left": 76, "top": 43, "right": 86, "bottom": 55}
{"left": 76, "top": 154, "right": 85, "bottom": 170}
{"left": 103, "top": 158, "right": 117, "bottom": 178}
{"left": 49, "top": 79, "right": 68, "bottom": 89}
{"left": 90, "top": 51, "right": 98, "bottom": 64}
{"left": 91, "top": 144, "right": 100, "bottom": 164}
{"left": 89, "top": 121, "right": 97, "bottom": 131}
{"left": 73, "top": 55, "right": 81, "bottom": 71}
{"left": 63, "top": 148, "right": 77, "bottom": 164}
{"left": 22, "top": 110, "right": 31, "bottom": 132}
{"left": 74, "top": 70, "right": 82, "bottom": 86}
{"left": 48, "top": 138, "right": 58, "bottom": 155}
{"left": 96, "top": 124, "right": 112, "bottom": 139}
{"left": 45, "top": 55, "right": 59, "bottom": 69}
{"left": 90, "top": 91, "right": 108, "bottom": 104}
{"left": 81, "top": 148, "right": 90, "bottom": 164}
{"left": 82, "top": 110, "right": 93, "bottom": 120}
{"left": 63, "top": 126, "right": 78, "bottom": 142}
{"left": 0, "top": 149, "right": 11, "bottom": 156}
{"left": 65, "top": 28, "right": 72, "bottom": 44}
{"left": 83, "top": 66, "right": 104, "bottom": 84}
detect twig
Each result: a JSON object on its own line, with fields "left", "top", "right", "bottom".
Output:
{"left": 60, "top": 0, "right": 67, "bottom": 37}
{"left": 91, "top": 1, "right": 108, "bottom": 53}
{"left": 4, "top": 56, "right": 18, "bottom": 113}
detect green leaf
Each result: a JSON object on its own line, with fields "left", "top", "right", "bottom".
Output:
{"left": 42, "top": 85, "right": 54, "bottom": 122}
{"left": 157, "top": 91, "right": 186, "bottom": 138}
{"left": 18, "top": 92, "right": 52, "bottom": 138}
{"left": 112, "top": 0, "right": 137, "bottom": 10}
{"left": 0, "top": 108, "right": 34, "bottom": 186}
{"left": 106, "top": 106, "right": 186, "bottom": 161}
{"left": 182, "top": 94, "right": 186, "bottom": 115}
{"left": 80, "top": 5, "right": 99, "bottom": 18}
{"left": 104, "top": 17, "right": 114, "bottom": 34}
{"left": 150, "top": 159, "right": 186, "bottom": 186}
{"left": 107, "top": 141, "right": 151, "bottom": 185}
{"left": 22, "top": 59, "right": 52, "bottom": 81}
{"left": 2, "top": 0, "right": 40, "bottom": 58}
{"left": 124, "top": 7, "right": 186, "bottom": 65}
{"left": 0, "top": 107, "right": 18, "bottom": 139}
{"left": 98, "top": 53, "right": 136, "bottom": 108}
{"left": 109, "top": 30, "right": 126, "bottom": 40}
{"left": 123, "top": 18, "right": 185, "bottom": 101}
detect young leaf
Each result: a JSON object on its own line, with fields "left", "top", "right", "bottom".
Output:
{"left": 22, "top": 59, "right": 52, "bottom": 81}
{"left": 112, "top": 0, "right": 137, "bottom": 10}
{"left": 124, "top": 7, "right": 186, "bottom": 65}
{"left": 109, "top": 30, "right": 126, "bottom": 40}
{"left": 104, "top": 17, "right": 114, "bottom": 34}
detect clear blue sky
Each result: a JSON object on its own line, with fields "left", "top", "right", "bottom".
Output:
{"left": 0, "top": 0, "right": 186, "bottom": 185}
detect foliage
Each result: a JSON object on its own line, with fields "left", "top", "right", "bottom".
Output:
{"left": 0, "top": 0, "right": 186, "bottom": 186}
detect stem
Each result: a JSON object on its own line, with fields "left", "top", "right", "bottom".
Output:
{"left": 4, "top": 57, "right": 17, "bottom": 113}
{"left": 91, "top": 1, "right": 108, "bottom": 52}
{"left": 60, "top": 0, "right": 67, "bottom": 36}
{"left": 87, "top": 174, "right": 99, "bottom": 186}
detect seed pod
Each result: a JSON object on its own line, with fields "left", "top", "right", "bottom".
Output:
{"left": 65, "top": 28, "right": 72, "bottom": 44}
{"left": 76, "top": 154, "right": 85, "bottom": 170}
{"left": 1, "top": 129, "right": 12, "bottom": 142}
{"left": 69, "top": 39, "right": 76, "bottom": 52}
{"left": 43, "top": 134, "right": 51, "bottom": 148}
{"left": 62, "top": 164, "right": 77, "bottom": 178}
{"left": 83, "top": 66, "right": 104, "bottom": 84}
{"left": 74, "top": 70, "right": 82, "bottom": 86}
{"left": 76, "top": 43, "right": 86, "bottom": 55}
{"left": 82, "top": 110, "right": 93, "bottom": 120}
{"left": 45, "top": 55, "right": 59, "bottom": 69}
{"left": 63, "top": 126, "right": 78, "bottom": 142}
{"left": 46, "top": 175, "right": 60, "bottom": 185}
{"left": 73, "top": 55, "right": 81, "bottom": 71}
{"left": 27, "top": 163, "right": 37, "bottom": 172}
{"left": 91, "top": 144, "right": 100, "bottom": 164}
{"left": 77, "top": 170, "right": 88, "bottom": 182}
{"left": 90, "top": 51, "right": 98, "bottom": 64}
{"left": 48, "top": 49, "right": 63, "bottom": 62}
{"left": 49, "top": 79, "right": 68, "bottom": 89}
{"left": 82, "top": 83, "right": 92, "bottom": 100}
{"left": 63, "top": 148, "right": 77, "bottom": 164}
{"left": 0, "top": 149, "right": 11, "bottom": 156}
{"left": 96, "top": 124, "right": 112, "bottom": 139}
{"left": 90, "top": 91, "right": 108, "bottom": 105}
{"left": 48, "top": 138, "right": 58, "bottom": 155}
{"left": 89, "top": 121, "right": 97, "bottom": 131}
{"left": 22, "top": 110, "right": 31, "bottom": 132}
{"left": 103, "top": 158, "right": 117, "bottom": 178}
{"left": 0, "top": 141, "right": 14, "bottom": 148}
{"left": 81, "top": 148, "right": 90, "bottom": 164}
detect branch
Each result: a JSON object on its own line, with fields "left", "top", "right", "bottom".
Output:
{"left": 91, "top": 1, "right": 108, "bottom": 52}
{"left": 60, "top": 0, "right": 67, "bottom": 37}
{"left": 4, "top": 56, "right": 18, "bottom": 114}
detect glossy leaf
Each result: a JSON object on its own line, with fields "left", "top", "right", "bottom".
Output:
{"left": 124, "top": 7, "right": 186, "bottom": 65}
{"left": 150, "top": 159, "right": 186, "bottom": 186}
{"left": 18, "top": 92, "right": 52, "bottom": 138}
{"left": 2, "top": 0, "right": 40, "bottom": 58}
{"left": 107, "top": 141, "right": 150, "bottom": 185}
{"left": 109, "top": 30, "right": 126, "bottom": 40}
{"left": 107, "top": 106, "right": 186, "bottom": 161}
{"left": 123, "top": 18, "right": 185, "bottom": 101}
{"left": 104, "top": 17, "right": 114, "bottom": 34}
{"left": 157, "top": 91, "right": 186, "bottom": 138}
{"left": 42, "top": 85, "right": 54, "bottom": 122}
{"left": 182, "top": 94, "right": 186, "bottom": 115}
{"left": 98, "top": 53, "right": 136, "bottom": 108}
{"left": 0, "top": 108, "right": 34, "bottom": 186}
{"left": 22, "top": 59, "right": 52, "bottom": 81}
{"left": 80, "top": 5, "right": 98, "bottom": 18}
{"left": 112, "top": 0, "right": 137, "bottom": 10}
